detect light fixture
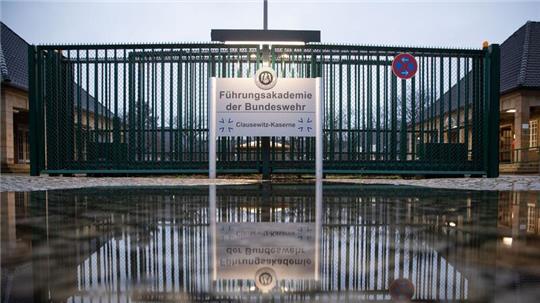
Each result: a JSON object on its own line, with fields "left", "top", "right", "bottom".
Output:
{"left": 506, "top": 109, "right": 516, "bottom": 113}
{"left": 448, "top": 222, "right": 456, "bottom": 227}
{"left": 211, "top": 29, "right": 320, "bottom": 44}
{"left": 502, "top": 237, "right": 513, "bottom": 247}
{"left": 224, "top": 41, "right": 305, "bottom": 47}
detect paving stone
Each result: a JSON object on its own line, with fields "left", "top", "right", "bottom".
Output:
{"left": 1, "top": 174, "right": 539, "bottom": 192}
{"left": 0, "top": 175, "right": 258, "bottom": 192}
{"left": 326, "top": 175, "right": 540, "bottom": 191}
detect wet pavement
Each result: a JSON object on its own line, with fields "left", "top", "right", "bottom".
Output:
{"left": 0, "top": 175, "right": 258, "bottom": 192}
{"left": 1, "top": 183, "right": 540, "bottom": 302}
{"left": 1, "top": 174, "right": 539, "bottom": 192}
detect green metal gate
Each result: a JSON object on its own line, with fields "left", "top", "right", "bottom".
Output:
{"left": 29, "top": 43, "right": 500, "bottom": 176}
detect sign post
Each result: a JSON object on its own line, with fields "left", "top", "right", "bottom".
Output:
{"left": 315, "top": 78, "right": 322, "bottom": 179}
{"left": 208, "top": 68, "right": 323, "bottom": 179}
{"left": 208, "top": 78, "right": 217, "bottom": 178}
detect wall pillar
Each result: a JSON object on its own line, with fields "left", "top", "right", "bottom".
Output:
{"left": 0, "top": 90, "right": 14, "bottom": 169}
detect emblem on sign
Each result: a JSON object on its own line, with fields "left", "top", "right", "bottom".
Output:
{"left": 392, "top": 53, "right": 418, "bottom": 79}
{"left": 254, "top": 67, "right": 277, "bottom": 90}
{"left": 255, "top": 267, "right": 277, "bottom": 293}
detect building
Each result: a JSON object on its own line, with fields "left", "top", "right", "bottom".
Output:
{"left": 410, "top": 21, "right": 540, "bottom": 174}
{"left": 499, "top": 21, "right": 540, "bottom": 173}
{"left": 412, "top": 72, "right": 474, "bottom": 154}
{"left": 0, "top": 22, "right": 111, "bottom": 173}
{"left": 1, "top": 22, "right": 30, "bottom": 172}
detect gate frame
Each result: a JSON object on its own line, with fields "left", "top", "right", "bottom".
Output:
{"left": 28, "top": 43, "right": 500, "bottom": 177}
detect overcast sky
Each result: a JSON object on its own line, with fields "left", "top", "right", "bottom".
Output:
{"left": 1, "top": 1, "right": 539, "bottom": 48}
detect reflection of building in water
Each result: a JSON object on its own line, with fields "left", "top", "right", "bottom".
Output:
{"left": 498, "top": 191, "right": 540, "bottom": 236}
{"left": 1, "top": 186, "right": 507, "bottom": 302}
{"left": 0, "top": 192, "right": 32, "bottom": 302}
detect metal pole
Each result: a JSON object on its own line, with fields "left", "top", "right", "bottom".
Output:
{"left": 263, "top": 0, "right": 268, "bottom": 30}
{"left": 261, "top": 45, "right": 271, "bottom": 179}
{"left": 208, "top": 78, "right": 217, "bottom": 178}
{"left": 316, "top": 78, "right": 323, "bottom": 179}
{"left": 261, "top": 0, "right": 270, "bottom": 178}
{"left": 28, "top": 45, "right": 40, "bottom": 176}
{"left": 209, "top": 184, "right": 217, "bottom": 281}
{"left": 486, "top": 44, "right": 500, "bottom": 178}
{"left": 314, "top": 179, "right": 322, "bottom": 280}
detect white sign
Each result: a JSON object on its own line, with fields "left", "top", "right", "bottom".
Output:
{"left": 208, "top": 68, "right": 323, "bottom": 179}
{"left": 214, "top": 78, "right": 317, "bottom": 137}
{"left": 216, "top": 222, "right": 316, "bottom": 281}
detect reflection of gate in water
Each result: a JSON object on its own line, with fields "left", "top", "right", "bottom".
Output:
{"left": 30, "top": 43, "right": 500, "bottom": 176}
{"left": 26, "top": 185, "right": 496, "bottom": 301}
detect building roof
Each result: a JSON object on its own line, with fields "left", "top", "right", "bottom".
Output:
{"left": 421, "top": 20, "right": 540, "bottom": 122}
{"left": 1, "top": 21, "right": 112, "bottom": 117}
{"left": 422, "top": 72, "right": 474, "bottom": 121}
{"left": 72, "top": 82, "right": 112, "bottom": 117}
{"left": 1, "top": 22, "right": 29, "bottom": 90}
{"left": 500, "top": 21, "right": 540, "bottom": 94}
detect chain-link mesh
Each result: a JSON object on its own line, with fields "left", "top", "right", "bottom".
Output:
{"left": 34, "top": 43, "right": 489, "bottom": 174}
{"left": 271, "top": 46, "right": 487, "bottom": 173}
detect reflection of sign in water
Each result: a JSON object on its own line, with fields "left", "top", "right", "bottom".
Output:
{"left": 216, "top": 223, "right": 316, "bottom": 281}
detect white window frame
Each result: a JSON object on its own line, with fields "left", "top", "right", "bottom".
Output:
{"left": 530, "top": 119, "right": 538, "bottom": 148}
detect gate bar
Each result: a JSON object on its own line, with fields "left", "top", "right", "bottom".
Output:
{"left": 486, "top": 44, "right": 500, "bottom": 178}
{"left": 29, "top": 45, "right": 40, "bottom": 176}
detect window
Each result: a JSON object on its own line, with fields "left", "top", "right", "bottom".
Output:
{"left": 527, "top": 205, "right": 538, "bottom": 234}
{"left": 449, "top": 129, "right": 459, "bottom": 143}
{"left": 15, "top": 127, "right": 29, "bottom": 163}
{"left": 530, "top": 119, "right": 538, "bottom": 148}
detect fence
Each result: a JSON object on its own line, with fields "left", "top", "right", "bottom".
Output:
{"left": 28, "top": 43, "right": 500, "bottom": 176}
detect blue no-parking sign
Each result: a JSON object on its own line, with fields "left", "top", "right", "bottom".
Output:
{"left": 392, "top": 53, "right": 418, "bottom": 79}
